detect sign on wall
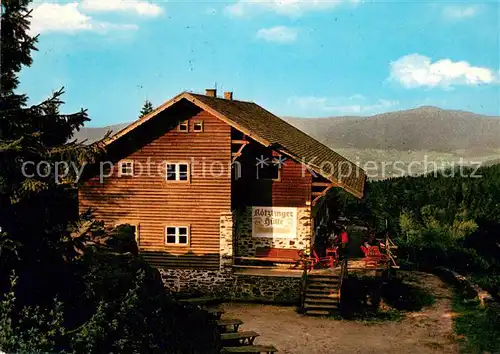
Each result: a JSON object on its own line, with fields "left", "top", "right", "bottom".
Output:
{"left": 252, "top": 207, "right": 297, "bottom": 239}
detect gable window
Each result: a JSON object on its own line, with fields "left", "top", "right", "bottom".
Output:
{"left": 257, "top": 164, "right": 280, "bottom": 181}
{"left": 193, "top": 121, "right": 204, "bottom": 132}
{"left": 256, "top": 155, "right": 282, "bottom": 181}
{"left": 119, "top": 160, "right": 134, "bottom": 177}
{"left": 166, "top": 162, "right": 190, "bottom": 182}
{"left": 165, "top": 226, "right": 189, "bottom": 245}
{"left": 178, "top": 121, "right": 189, "bottom": 132}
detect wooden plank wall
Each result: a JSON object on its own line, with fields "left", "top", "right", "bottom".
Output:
{"left": 271, "top": 154, "right": 312, "bottom": 207}
{"left": 232, "top": 137, "right": 312, "bottom": 208}
{"left": 79, "top": 109, "right": 232, "bottom": 269}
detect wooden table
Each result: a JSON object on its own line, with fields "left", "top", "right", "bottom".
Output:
{"left": 179, "top": 296, "right": 218, "bottom": 306}
{"left": 216, "top": 319, "right": 243, "bottom": 333}
{"left": 221, "top": 345, "right": 278, "bottom": 353}
{"left": 221, "top": 331, "right": 259, "bottom": 346}
{"left": 206, "top": 307, "right": 225, "bottom": 320}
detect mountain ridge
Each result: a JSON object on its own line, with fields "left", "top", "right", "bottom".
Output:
{"left": 284, "top": 106, "right": 500, "bottom": 152}
{"left": 72, "top": 106, "right": 500, "bottom": 152}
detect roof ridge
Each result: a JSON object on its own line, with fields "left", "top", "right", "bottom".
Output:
{"left": 188, "top": 92, "right": 256, "bottom": 105}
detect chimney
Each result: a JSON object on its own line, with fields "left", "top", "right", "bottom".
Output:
{"left": 224, "top": 92, "right": 233, "bottom": 100}
{"left": 205, "top": 88, "right": 217, "bottom": 97}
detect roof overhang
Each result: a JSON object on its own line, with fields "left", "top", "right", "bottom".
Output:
{"left": 102, "top": 92, "right": 365, "bottom": 199}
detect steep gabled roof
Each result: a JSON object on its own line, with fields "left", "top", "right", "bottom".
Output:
{"left": 104, "top": 92, "right": 366, "bottom": 198}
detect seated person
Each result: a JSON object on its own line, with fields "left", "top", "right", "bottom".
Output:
{"left": 363, "top": 230, "right": 376, "bottom": 248}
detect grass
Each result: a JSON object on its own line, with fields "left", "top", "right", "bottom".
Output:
{"left": 452, "top": 290, "right": 500, "bottom": 353}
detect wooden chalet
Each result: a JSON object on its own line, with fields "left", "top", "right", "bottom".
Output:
{"left": 79, "top": 89, "right": 368, "bottom": 304}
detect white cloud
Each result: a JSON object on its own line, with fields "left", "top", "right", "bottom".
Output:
{"left": 29, "top": 2, "right": 140, "bottom": 34}
{"left": 226, "top": 0, "right": 359, "bottom": 17}
{"left": 442, "top": 5, "right": 479, "bottom": 20}
{"left": 288, "top": 94, "right": 399, "bottom": 115}
{"left": 80, "top": 0, "right": 164, "bottom": 17}
{"left": 30, "top": 3, "right": 92, "bottom": 34}
{"left": 93, "top": 23, "right": 139, "bottom": 32}
{"left": 389, "top": 54, "right": 497, "bottom": 89}
{"left": 256, "top": 26, "right": 298, "bottom": 43}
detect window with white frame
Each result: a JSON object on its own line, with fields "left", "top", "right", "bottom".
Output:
{"left": 115, "top": 223, "right": 139, "bottom": 243}
{"left": 178, "top": 121, "right": 189, "bottom": 132}
{"left": 131, "top": 224, "right": 140, "bottom": 244}
{"left": 166, "top": 163, "right": 189, "bottom": 181}
{"left": 119, "top": 160, "right": 134, "bottom": 177}
{"left": 193, "top": 121, "right": 204, "bottom": 132}
{"left": 165, "top": 226, "right": 189, "bottom": 245}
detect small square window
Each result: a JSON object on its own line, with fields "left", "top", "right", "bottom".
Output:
{"left": 193, "top": 121, "right": 204, "bottom": 132}
{"left": 119, "top": 160, "right": 134, "bottom": 177}
{"left": 165, "top": 226, "right": 189, "bottom": 245}
{"left": 178, "top": 122, "right": 188, "bottom": 132}
{"left": 165, "top": 163, "right": 190, "bottom": 182}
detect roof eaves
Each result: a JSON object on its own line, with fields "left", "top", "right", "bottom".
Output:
{"left": 275, "top": 146, "right": 364, "bottom": 199}
{"left": 102, "top": 91, "right": 189, "bottom": 147}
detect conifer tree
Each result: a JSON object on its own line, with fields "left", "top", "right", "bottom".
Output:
{"left": 0, "top": 3, "right": 220, "bottom": 352}
{"left": 139, "top": 99, "right": 154, "bottom": 118}
{"left": 0, "top": 0, "right": 100, "bottom": 303}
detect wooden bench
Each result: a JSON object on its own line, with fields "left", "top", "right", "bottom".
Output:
{"left": 216, "top": 319, "right": 243, "bottom": 333}
{"left": 221, "top": 331, "right": 260, "bottom": 346}
{"left": 221, "top": 345, "right": 278, "bottom": 353}
{"left": 235, "top": 248, "right": 302, "bottom": 264}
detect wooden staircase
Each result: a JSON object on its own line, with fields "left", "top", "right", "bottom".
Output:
{"left": 301, "top": 260, "right": 347, "bottom": 316}
{"left": 303, "top": 272, "right": 342, "bottom": 315}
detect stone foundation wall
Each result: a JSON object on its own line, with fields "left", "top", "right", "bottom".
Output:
{"left": 235, "top": 206, "right": 312, "bottom": 256}
{"left": 159, "top": 268, "right": 234, "bottom": 297}
{"left": 159, "top": 268, "right": 301, "bottom": 304}
{"left": 219, "top": 212, "right": 235, "bottom": 269}
{"left": 233, "top": 275, "right": 301, "bottom": 303}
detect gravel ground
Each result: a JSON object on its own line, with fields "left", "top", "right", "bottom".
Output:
{"left": 221, "top": 272, "right": 459, "bottom": 354}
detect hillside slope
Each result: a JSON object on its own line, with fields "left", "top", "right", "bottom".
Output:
{"left": 284, "top": 106, "right": 500, "bottom": 152}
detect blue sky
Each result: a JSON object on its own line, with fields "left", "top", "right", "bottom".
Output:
{"left": 20, "top": 0, "right": 500, "bottom": 127}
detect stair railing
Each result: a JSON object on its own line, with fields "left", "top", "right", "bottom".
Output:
{"left": 339, "top": 259, "right": 348, "bottom": 290}
{"left": 299, "top": 254, "right": 310, "bottom": 310}
{"left": 334, "top": 259, "right": 347, "bottom": 309}
{"left": 384, "top": 237, "right": 399, "bottom": 268}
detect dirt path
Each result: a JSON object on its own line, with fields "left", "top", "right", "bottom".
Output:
{"left": 222, "top": 272, "right": 459, "bottom": 354}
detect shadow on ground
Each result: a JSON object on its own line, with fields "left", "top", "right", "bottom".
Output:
{"left": 340, "top": 271, "right": 436, "bottom": 320}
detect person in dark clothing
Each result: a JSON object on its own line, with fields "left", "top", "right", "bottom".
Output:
{"left": 364, "top": 229, "right": 376, "bottom": 248}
